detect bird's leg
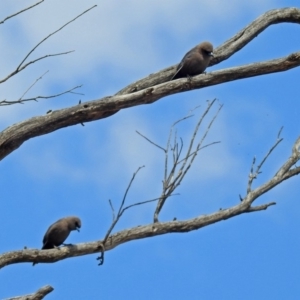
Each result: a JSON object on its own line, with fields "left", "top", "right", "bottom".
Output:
{"left": 96, "top": 243, "right": 105, "bottom": 266}
{"left": 185, "top": 74, "right": 195, "bottom": 89}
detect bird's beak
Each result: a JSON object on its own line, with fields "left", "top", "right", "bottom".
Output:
{"left": 76, "top": 228, "right": 80, "bottom": 232}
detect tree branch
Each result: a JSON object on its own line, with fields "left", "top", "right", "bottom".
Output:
{"left": 1, "top": 134, "right": 299, "bottom": 269}
{"left": 0, "top": 85, "right": 83, "bottom": 106}
{"left": 0, "top": 0, "right": 44, "bottom": 25}
{"left": 4, "top": 285, "right": 53, "bottom": 300}
{"left": 0, "top": 5, "right": 97, "bottom": 84}
{"left": 116, "top": 7, "right": 300, "bottom": 95}
{"left": 0, "top": 198, "right": 279, "bottom": 268}
{"left": 1, "top": 51, "right": 299, "bottom": 161}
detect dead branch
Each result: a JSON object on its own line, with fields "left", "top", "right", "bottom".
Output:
{"left": 116, "top": 7, "right": 300, "bottom": 95}
{"left": 4, "top": 285, "right": 53, "bottom": 300}
{"left": 0, "top": 5, "right": 97, "bottom": 84}
{"left": 0, "top": 49, "right": 299, "bottom": 161}
{"left": 247, "top": 130, "right": 283, "bottom": 194}
{"left": 19, "top": 70, "right": 50, "bottom": 101}
{"left": 1, "top": 133, "right": 300, "bottom": 267}
{"left": 0, "top": 199, "right": 277, "bottom": 268}
{"left": 103, "top": 166, "right": 145, "bottom": 244}
{"left": 152, "top": 100, "right": 221, "bottom": 222}
{"left": 0, "top": 85, "right": 83, "bottom": 106}
{"left": 136, "top": 130, "right": 165, "bottom": 151}
{"left": 0, "top": 0, "right": 44, "bottom": 25}
{"left": 97, "top": 166, "right": 145, "bottom": 265}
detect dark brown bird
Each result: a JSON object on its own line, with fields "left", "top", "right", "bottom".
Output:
{"left": 41, "top": 216, "right": 81, "bottom": 249}
{"left": 171, "top": 41, "right": 214, "bottom": 80}
{"left": 33, "top": 216, "right": 81, "bottom": 265}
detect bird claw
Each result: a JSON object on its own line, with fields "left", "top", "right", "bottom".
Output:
{"left": 96, "top": 254, "right": 104, "bottom": 266}
{"left": 186, "top": 75, "right": 192, "bottom": 82}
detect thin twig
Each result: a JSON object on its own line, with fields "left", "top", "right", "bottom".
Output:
{"left": 97, "top": 166, "right": 145, "bottom": 265}
{"left": 17, "top": 6, "right": 97, "bottom": 70}
{"left": 176, "top": 141, "right": 221, "bottom": 165}
{"left": 19, "top": 70, "right": 49, "bottom": 100}
{"left": 102, "top": 166, "right": 145, "bottom": 244}
{"left": 247, "top": 156, "right": 256, "bottom": 194}
{"left": 180, "top": 100, "right": 217, "bottom": 174}
{"left": 164, "top": 113, "right": 195, "bottom": 188}
{"left": 176, "top": 103, "right": 223, "bottom": 189}
{"left": 246, "top": 202, "right": 276, "bottom": 212}
{"left": 256, "top": 138, "right": 283, "bottom": 173}
{"left": 0, "top": 0, "right": 44, "bottom": 25}
{"left": 0, "top": 5, "right": 97, "bottom": 84}
{"left": 277, "top": 126, "right": 284, "bottom": 139}
{"left": 122, "top": 194, "right": 179, "bottom": 214}
{"left": 136, "top": 130, "right": 165, "bottom": 152}
{"left": 247, "top": 131, "right": 283, "bottom": 193}
{"left": 154, "top": 101, "right": 221, "bottom": 222}
{"left": 108, "top": 199, "right": 115, "bottom": 222}
{"left": 0, "top": 85, "right": 83, "bottom": 106}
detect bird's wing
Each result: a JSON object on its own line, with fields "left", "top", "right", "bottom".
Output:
{"left": 42, "top": 219, "right": 67, "bottom": 244}
{"left": 171, "top": 47, "right": 197, "bottom": 80}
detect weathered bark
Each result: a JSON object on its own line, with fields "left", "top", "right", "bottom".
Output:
{"left": 116, "top": 7, "right": 300, "bottom": 95}
{"left": 4, "top": 285, "right": 53, "bottom": 300}
{"left": 0, "top": 51, "right": 299, "bottom": 161}
{"left": 0, "top": 201, "right": 276, "bottom": 268}
{"left": 2, "top": 135, "right": 300, "bottom": 268}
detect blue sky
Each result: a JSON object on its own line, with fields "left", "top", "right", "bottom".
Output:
{"left": 1, "top": 0, "right": 300, "bottom": 299}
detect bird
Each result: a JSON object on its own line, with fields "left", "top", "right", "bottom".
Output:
{"left": 171, "top": 41, "right": 214, "bottom": 80}
{"left": 33, "top": 216, "right": 81, "bottom": 265}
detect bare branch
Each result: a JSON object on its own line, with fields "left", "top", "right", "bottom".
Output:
{"left": 277, "top": 126, "right": 284, "bottom": 139}
{"left": 0, "top": 196, "right": 278, "bottom": 268}
{"left": 103, "top": 166, "right": 145, "bottom": 244}
{"left": 177, "top": 101, "right": 222, "bottom": 184}
{"left": 247, "top": 130, "right": 283, "bottom": 194}
{"left": 0, "top": 6, "right": 97, "bottom": 84}
{"left": 122, "top": 194, "right": 179, "bottom": 213}
{"left": 0, "top": 85, "right": 83, "bottom": 106}
{"left": 17, "top": 6, "right": 96, "bottom": 70}
{"left": 176, "top": 141, "right": 221, "bottom": 165}
{"left": 19, "top": 70, "right": 49, "bottom": 100}
{"left": 246, "top": 202, "right": 276, "bottom": 212}
{"left": 0, "top": 0, "right": 44, "bottom": 25}
{"left": 116, "top": 7, "right": 300, "bottom": 96}
{"left": 136, "top": 130, "right": 165, "bottom": 152}
{"left": 256, "top": 138, "right": 283, "bottom": 173}
{"left": 247, "top": 156, "right": 256, "bottom": 194}
{"left": 1, "top": 130, "right": 300, "bottom": 268}
{"left": 0, "top": 51, "right": 299, "bottom": 160}
{"left": 96, "top": 166, "right": 145, "bottom": 265}
{"left": 108, "top": 199, "right": 116, "bottom": 222}
{"left": 185, "top": 100, "right": 217, "bottom": 162}
{"left": 153, "top": 101, "right": 221, "bottom": 222}
{"left": 4, "top": 285, "right": 53, "bottom": 300}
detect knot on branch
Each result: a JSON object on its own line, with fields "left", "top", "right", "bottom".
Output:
{"left": 144, "top": 88, "right": 154, "bottom": 96}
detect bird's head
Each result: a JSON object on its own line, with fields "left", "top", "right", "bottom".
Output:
{"left": 67, "top": 216, "right": 82, "bottom": 232}
{"left": 199, "top": 41, "right": 214, "bottom": 58}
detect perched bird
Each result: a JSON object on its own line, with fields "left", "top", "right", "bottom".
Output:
{"left": 33, "top": 216, "right": 81, "bottom": 265}
{"left": 171, "top": 41, "right": 214, "bottom": 80}
{"left": 41, "top": 216, "right": 81, "bottom": 249}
